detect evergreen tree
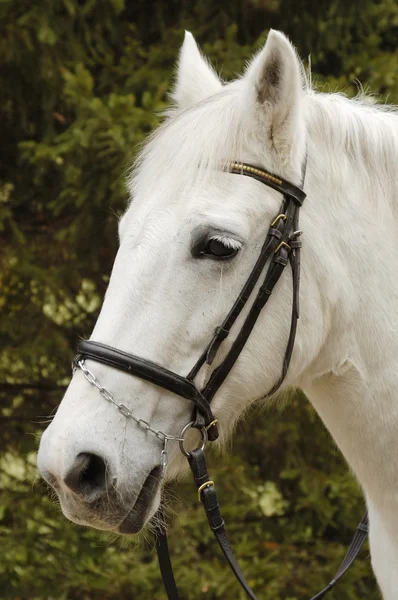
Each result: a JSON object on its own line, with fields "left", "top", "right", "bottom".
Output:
{"left": 1, "top": 0, "right": 396, "bottom": 597}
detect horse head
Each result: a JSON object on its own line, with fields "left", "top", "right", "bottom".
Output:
{"left": 37, "top": 31, "right": 324, "bottom": 534}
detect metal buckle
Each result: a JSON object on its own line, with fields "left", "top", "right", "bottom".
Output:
{"left": 270, "top": 213, "right": 287, "bottom": 227}
{"left": 197, "top": 480, "right": 215, "bottom": 502}
{"left": 274, "top": 241, "right": 291, "bottom": 254}
{"left": 179, "top": 421, "right": 208, "bottom": 457}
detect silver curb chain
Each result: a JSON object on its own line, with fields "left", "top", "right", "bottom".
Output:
{"left": 74, "top": 359, "right": 186, "bottom": 477}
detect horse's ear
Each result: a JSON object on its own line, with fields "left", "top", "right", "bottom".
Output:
{"left": 171, "top": 31, "right": 222, "bottom": 110}
{"left": 243, "top": 30, "right": 304, "bottom": 159}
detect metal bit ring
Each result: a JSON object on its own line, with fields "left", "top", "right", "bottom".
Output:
{"left": 179, "top": 421, "right": 208, "bottom": 457}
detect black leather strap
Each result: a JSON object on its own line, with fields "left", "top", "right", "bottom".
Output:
{"left": 265, "top": 208, "right": 302, "bottom": 398}
{"left": 156, "top": 448, "right": 368, "bottom": 600}
{"left": 197, "top": 217, "right": 283, "bottom": 369}
{"left": 155, "top": 527, "right": 180, "bottom": 600}
{"left": 309, "top": 511, "right": 369, "bottom": 600}
{"left": 188, "top": 448, "right": 258, "bottom": 600}
{"left": 195, "top": 176, "right": 303, "bottom": 407}
{"left": 202, "top": 243, "right": 291, "bottom": 401}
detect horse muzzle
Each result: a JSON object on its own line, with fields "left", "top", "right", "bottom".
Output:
{"left": 38, "top": 442, "right": 162, "bottom": 534}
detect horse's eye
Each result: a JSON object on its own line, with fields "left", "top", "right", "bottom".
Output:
{"left": 191, "top": 229, "right": 242, "bottom": 261}
{"left": 202, "top": 237, "right": 241, "bottom": 260}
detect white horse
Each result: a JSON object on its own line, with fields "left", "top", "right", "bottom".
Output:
{"left": 38, "top": 30, "right": 398, "bottom": 598}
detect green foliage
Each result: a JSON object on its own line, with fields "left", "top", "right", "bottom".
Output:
{"left": 1, "top": 0, "right": 396, "bottom": 597}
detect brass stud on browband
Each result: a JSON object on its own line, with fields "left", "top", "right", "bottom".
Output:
{"left": 229, "top": 162, "right": 283, "bottom": 186}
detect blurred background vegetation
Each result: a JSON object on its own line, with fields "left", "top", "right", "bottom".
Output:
{"left": 1, "top": 0, "right": 397, "bottom": 598}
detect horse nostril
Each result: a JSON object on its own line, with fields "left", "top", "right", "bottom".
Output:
{"left": 63, "top": 453, "right": 109, "bottom": 499}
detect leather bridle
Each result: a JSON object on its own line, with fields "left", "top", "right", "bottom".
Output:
{"left": 72, "top": 161, "right": 368, "bottom": 599}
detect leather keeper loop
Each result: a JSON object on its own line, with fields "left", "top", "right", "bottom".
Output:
{"left": 268, "top": 228, "right": 282, "bottom": 239}
{"left": 206, "top": 424, "right": 219, "bottom": 442}
{"left": 273, "top": 255, "right": 289, "bottom": 266}
{"left": 192, "top": 410, "right": 219, "bottom": 441}
{"left": 206, "top": 325, "right": 230, "bottom": 365}
{"left": 215, "top": 325, "right": 229, "bottom": 340}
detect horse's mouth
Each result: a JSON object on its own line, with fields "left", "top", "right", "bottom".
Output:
{"left": 118, "top": 466, "right": 162, "bottom": 534}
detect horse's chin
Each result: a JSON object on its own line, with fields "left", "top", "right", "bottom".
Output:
{"left": 118, "top": 473, "right": 162, "bottom": 534}
{"left": 117, "top": 499, "right": 159, "bottom": 534}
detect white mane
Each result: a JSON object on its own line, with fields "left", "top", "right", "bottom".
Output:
{"left": 306, "top": 92, "right": 398, "bottom": 208}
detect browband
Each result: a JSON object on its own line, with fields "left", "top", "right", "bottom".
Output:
{"left": 229, "top": 162, "right": 306, "bottom": 205}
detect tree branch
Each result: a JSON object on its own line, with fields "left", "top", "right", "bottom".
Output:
{"left": 0, "top": 383, "right": 66, "bottom": 392}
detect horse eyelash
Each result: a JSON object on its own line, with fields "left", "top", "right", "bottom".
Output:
{"left": 208, "top": 235, "right": 242, "bottom": 250}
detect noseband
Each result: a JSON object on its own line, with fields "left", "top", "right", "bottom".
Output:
{"left": 72, "top": 161, "right": 368, "bottom": 599}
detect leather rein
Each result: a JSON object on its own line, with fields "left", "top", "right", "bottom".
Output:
{"left": 73, "top": 161, "right": 368, "bottom": 599}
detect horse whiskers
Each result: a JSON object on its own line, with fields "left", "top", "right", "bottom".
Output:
{"left": 33, "top": 414, "right": 56, "bottom": 426}
{"left": 104, "top": 462, "right": 120, "bottom": 508}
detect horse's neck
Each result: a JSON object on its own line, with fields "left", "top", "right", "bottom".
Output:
{"left": 303, "top": 359, "right": 398, "bottom": 510}
{"left": 300, "top": 100, "right": 398, "bottom": 514}
{"left": 302, "top": 362, "right": 398, "bottom": 600}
